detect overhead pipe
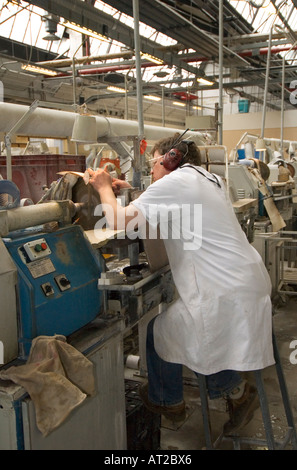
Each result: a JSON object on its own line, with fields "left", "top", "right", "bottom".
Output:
{"left": 0, "top": 102, "right": 206, "bottom": 144}
{"left": 36, "top": 51, "right": 134, "bottom": 68}
{"left": 184, "top": 44, "right": 297, "bottom": 64}
{"left": 241, "top": 44, "right": 297, "bottom": 58}
{"left": 55, "top": 61, "right": 156, "bottom": 78}
{"left": 50, "top": 44, "right": 297, "bottom": 83}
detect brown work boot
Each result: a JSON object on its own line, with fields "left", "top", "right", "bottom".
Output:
{"left": 223, "top": 383, "right": 259, "bottom": 435}
{"left": 139, "top": 382, "right": 186, "bottom": 422}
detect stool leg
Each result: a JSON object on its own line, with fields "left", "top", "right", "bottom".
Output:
{"left": 254, "top": 370, "right": 276, "bottom": 450}
{"left": 197, "top": 374, "right": 214, "bottom": 450}
{"left": 272, "top": 333, "right": 297, "bottom": 449}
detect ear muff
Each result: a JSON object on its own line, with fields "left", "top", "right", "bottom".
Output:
{"left": 162, "top": 148, "right": 184, "bottom": 171}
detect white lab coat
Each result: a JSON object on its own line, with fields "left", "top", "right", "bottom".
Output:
{"left": 132, "top": 165, "right": 275, "bottom": 375}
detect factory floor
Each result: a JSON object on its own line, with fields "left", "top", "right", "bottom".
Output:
{"left": 136, "top": 296, "right": 297, "bottom": 451}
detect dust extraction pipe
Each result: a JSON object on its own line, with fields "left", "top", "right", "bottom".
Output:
{"left": 0, "top": 102, "right": 206, "bottom": 144}
{"left": 0, "top": 200, "right": 76, "bottom": 236}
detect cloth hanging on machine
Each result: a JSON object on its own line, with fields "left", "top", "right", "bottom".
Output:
{"left": 0, "top": 335, "right": 95, "bottom": 437}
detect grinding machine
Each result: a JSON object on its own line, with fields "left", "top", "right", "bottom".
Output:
{"left": 0, "top": 174, "right": 175, "bottom": 450}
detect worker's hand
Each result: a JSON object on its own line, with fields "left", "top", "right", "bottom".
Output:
{"left": 84, "top": 167, "right": 112, "bottom": 192}
{"left": 111, "top": 177, "right": 132, "bottom": 196}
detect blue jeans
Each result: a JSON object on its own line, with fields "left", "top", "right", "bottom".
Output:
{"left": 146, "top": 317, "right": 242, "bottom": 405}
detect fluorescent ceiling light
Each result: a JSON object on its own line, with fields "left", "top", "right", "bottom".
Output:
{"left": 21, "top": 64, "right": 58, "bottom": 76}
{"left": 141, "top": 53, "right": 164, "bottom": 65}
{"left": 173, "top": 101, "right": 186, "bottom": 107}
{"left": 144, "top": 95, "right": 161, "bottom": 101}
{"left": 192, "top": 105, "right": 202, "bottom": 110}
{"left": 107, "top": 86, "right": 126, "bottom": 93}
{"left": 62, "top": 21, "right": 108, "bottom": 42}
{"left": 197, "top": 77, "right": 214, "bottom": 86}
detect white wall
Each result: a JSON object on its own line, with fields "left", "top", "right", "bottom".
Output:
{"left": 223, "top": 108, "right": 297, "bottom": 131}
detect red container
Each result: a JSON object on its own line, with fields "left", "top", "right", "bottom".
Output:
{"left": 0, "top": 154, "right": 85, "bottom": 203}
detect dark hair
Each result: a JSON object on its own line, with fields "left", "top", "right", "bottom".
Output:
{"left": 151, "top": 133, "right": 201, "bottom": 166}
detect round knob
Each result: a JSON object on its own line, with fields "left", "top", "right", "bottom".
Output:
{"left": 60, "top": 277, "right": 70, "bottom": 287}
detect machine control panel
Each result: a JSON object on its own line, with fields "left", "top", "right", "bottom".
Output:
{"left": 23, "top": 238, "right": 51, "bottom": 261}
{"left": 5, "top": 225, "right": 103, "bottom": 358}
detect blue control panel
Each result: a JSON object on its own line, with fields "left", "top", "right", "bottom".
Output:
{"left": 4, "top": 225, "right": 104, "bottom": 358}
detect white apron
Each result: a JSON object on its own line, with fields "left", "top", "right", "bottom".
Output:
{"left": 132, "top": 166, "right": 275, "bottom": 375}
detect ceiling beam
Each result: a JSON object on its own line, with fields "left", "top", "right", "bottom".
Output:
{"left": 25, "top": 0, "right": 201, "bottom": 77}
{"left": 0, "top": 36, "right": 65, "bottom": 62}
{"left": 224, "top": 30, "right": 297, "bottom": 46}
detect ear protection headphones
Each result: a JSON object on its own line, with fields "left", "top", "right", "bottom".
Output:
{"left": 160, "top": 129, "right": 193, "bottom": 171}
{"left": 158, "top": 133, "right": 222, "bottom": 189}
{"left": 161, "top": 147, "right": 185, "bottom": 170}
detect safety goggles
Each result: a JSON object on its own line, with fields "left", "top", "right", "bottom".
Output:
{"left": 148, "top": 156, "right": 163, "bottom": 168}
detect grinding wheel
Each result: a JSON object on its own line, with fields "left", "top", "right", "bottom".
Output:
{"left": 287, "top": 163, "right": 295, "bottom": 178}
{"left": 249, "top": 158, "right": 270, "bottom": 181}
{"left": 71, "top": 176, "right": 103, "bottom": 230}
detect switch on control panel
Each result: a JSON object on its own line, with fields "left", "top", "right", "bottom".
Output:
{"left": 23, "top": 238, "right": 51, "bottom": 261}
{"left": 55, "top": 274, "right": 71, "bottom": 292}
{"left": 41, "top": 282, "right": 54, "bottom": 297}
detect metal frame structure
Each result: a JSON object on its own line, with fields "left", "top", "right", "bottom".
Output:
{"left": 1, "top": 0, "right": 297, "bottom": 126}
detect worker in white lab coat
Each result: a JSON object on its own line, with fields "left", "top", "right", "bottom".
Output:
{"left": 86, "top": 134, "right": 274, "bottom": 435}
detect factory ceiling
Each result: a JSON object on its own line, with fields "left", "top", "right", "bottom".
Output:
{"left": 0, "top": 0, "right": 297, "bottom": 129}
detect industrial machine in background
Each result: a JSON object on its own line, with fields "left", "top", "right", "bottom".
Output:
{"left": 199, "top": 145, "right": 259, "bottom": 244}
{"left": 232, "top": 134, "right": 297, "bottom": 302}
{"left": 195, "top": 138, "right": 297, "bottom": 302}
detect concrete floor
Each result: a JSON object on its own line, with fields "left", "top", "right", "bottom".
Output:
{"left": 158, "top": 296, "right": 297, "bottom": 451}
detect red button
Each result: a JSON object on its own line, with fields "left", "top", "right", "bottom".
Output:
{"left": 41, "top": 242, "right": 47, "bottom": 250}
